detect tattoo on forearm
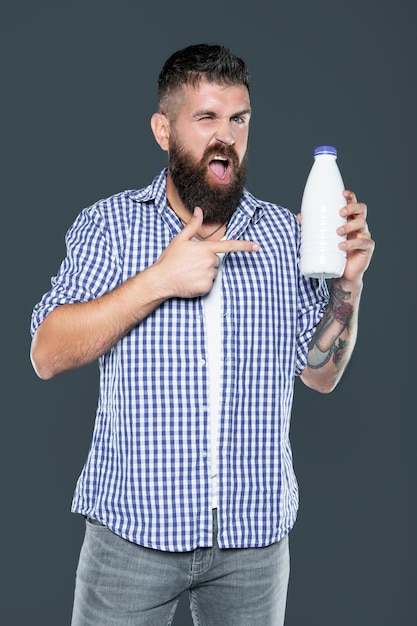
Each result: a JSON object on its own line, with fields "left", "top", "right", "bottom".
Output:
{"left": 307, "top": 285, "right": 353, "bottom": 370}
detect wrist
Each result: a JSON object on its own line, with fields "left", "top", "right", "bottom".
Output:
{"left": 331, "top": 276, "right": 363, "bottom": 297}
{"left": 143, "top": 262, "right": 175, "bottom": 302}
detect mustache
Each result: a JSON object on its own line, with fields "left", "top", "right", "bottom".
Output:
{"left": 203, "top": 143, "right": 240, "bottom": 164}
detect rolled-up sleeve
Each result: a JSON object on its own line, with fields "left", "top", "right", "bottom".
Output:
{"left": 295, "top": 276, "right": 329, "bottom": 376}
{"left": 30, "top": 206, "right": 121, "bottom": 336}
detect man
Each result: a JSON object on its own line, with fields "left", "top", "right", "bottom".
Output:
{"left": 30, "top": 43, "right": 374, "bottom": 626}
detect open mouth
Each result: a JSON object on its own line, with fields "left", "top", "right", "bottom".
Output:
{"left": 208, "top": 155, "right": 232, "bottom": 183}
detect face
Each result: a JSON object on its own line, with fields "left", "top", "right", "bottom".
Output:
{"left": 164, "top": 80, "right": 251, "bottom": 224}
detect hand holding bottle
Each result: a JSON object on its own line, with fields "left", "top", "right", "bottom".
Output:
{"left": 335, "top": 190, "right": 374, "bottom": 286}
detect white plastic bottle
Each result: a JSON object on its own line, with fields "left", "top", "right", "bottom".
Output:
{"left": 299, "top": 145, "right": 347, "bottom": 279}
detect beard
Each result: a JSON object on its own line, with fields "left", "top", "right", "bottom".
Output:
{"left": 168, "top": 134, "right": 248, "bottom": 225}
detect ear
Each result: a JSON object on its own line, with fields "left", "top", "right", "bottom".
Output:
{"left": 150, "top": 113, "right": 170, "bottom": 151}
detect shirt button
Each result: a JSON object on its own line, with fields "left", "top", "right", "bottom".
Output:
{"left": 200, "top": 358, "right": 206, "bottom": 366}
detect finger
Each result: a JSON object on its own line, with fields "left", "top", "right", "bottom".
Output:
{"left": 337, "top": 214, "right": 368, "bottom": 236}
{"left": 207, "top": 239, "right": 260, "bottom": 254}
{"left": 339, "top": 232, "right": 375, "bottom": 252}
{"left": 341, "top": 201, "right": 367, "bottom": 221}
{"left": 343, "top": 190, "right": 357, "bottom": 204}
{"left": 175, "top": 206, "right": 204, "bottom": 241}
{"left": 341, "top": 190, "right": 366, "bottom": 217}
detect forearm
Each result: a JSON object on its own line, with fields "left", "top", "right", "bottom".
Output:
{"left": 300, "top": 278, "right": 363, "bottom": 393}
{"left": 30, "top": 265, "right": 167, "bottom": 379}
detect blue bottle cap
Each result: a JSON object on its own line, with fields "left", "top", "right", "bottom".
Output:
{"left": 314, "top": 145, "right": 337, "bottom": 156}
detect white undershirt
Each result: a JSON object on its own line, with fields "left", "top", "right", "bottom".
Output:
{"left": 202, "top": 252, "right": 224, "bottom": 510}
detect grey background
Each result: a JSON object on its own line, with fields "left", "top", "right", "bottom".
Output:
{"left": 1, "top": 0, "right": 415, "bottom": 624}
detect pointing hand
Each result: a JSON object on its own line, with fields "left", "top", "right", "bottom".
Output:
{"left": 153, "top": 206, "right": 260, "bottom": 298}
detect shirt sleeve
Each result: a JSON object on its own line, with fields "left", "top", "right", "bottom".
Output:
{"left": 30, "top": 205, "right": 121, "bottom": 336}
{"left": 295, "top": 275, "right": 329, "bottom": 376}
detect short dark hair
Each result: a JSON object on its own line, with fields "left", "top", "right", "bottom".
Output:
{"left": 157, "top": 43, "right": 250, "bottom": 114}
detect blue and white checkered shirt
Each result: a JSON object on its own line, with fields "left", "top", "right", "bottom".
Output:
{"left": 31, "top": 169, "right": 329, "bottom": 552}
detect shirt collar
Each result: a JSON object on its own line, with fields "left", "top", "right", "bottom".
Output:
{"left": 128, "top": 167, "right": 264, "bottom": 232}
{"left": 128, "top": 168, "right": 168, "bottom": 214}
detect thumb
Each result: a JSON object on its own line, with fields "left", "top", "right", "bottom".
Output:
{"left": 175, "top": 206, "right": 203, "bottom": 241}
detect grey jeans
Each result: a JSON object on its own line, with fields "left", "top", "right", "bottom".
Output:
{"left": 71, "top": 512, "right": 290, "bottom": 626}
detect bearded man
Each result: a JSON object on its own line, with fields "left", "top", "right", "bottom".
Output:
{"left": 30, "top": 43, "right": 374, "bottom": 626}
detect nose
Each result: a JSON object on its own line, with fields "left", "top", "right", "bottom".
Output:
{"left": 214, "top": 119, "right": 235, "bottom": 146}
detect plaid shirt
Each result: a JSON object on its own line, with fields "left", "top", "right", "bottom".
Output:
{"left": 31, "top": 169, "right": 328, "bottom": 552}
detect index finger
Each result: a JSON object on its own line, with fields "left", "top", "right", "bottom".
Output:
{"left": 206, "top": 239, "right": 260, "bottom": 254}
{"left": 341, "top": 190, "right": 367, "bottom": 218}
{"left": 343, "top": 190, "right": 357, "bottom": 204}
